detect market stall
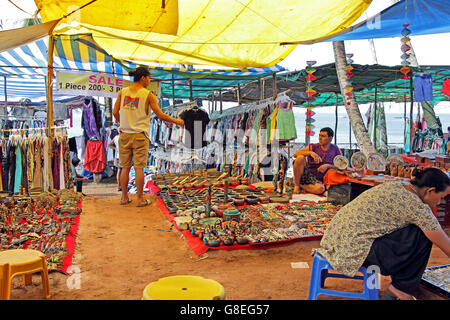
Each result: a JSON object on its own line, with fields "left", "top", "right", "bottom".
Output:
{"left": 325, "top": 151, "right": 450, "bottom": 228}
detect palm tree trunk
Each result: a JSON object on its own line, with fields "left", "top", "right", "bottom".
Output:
{"left": 333, "top": 41, "right": 376, "bottom": 156}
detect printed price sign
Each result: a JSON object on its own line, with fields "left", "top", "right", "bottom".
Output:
{"left": 56, "top": 71, "right": 160, "bottom": 98}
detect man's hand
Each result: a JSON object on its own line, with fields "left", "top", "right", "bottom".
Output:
{"left": 310, "top": 152, "right": 322, "bottom": 163}
{"left": 176, "top": 118, "right": 184, "bottom": 127}
{"left": 317, "top": 164, "right": 332, "bottom": 173}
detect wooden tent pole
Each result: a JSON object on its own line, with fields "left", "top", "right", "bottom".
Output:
{"left": 409, "top": 75, "right": 414, "bottom": 152}
{"left": 403, "top": 95, "right": 407, "bottom": 147}
{"left": 237, "top": 84, "right": 241, "bottom": 105}
{"left": 272, "top": 73, "right": 277, "bottom": 99}
{"left": 172, "top": 74, "right": 175, "bottom": 105}
{"left": 219, "top": 89, "right": 223, "bottom": 114}
{"left": 373, "top": 87, "right": 378, "bottom": 150}
{"left": 334, "top": 93, "right": 338, "bottom": 145}
{"left": 3, "top": 76, "right": 7, "bottom": 109}
{"left": 47, "top": 31, "right": 56, "bottom": 191}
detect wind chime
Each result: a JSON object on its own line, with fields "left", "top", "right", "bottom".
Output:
{"left": 305, "top": 60, "right": 317, "bottom": 138}
{"left": 400, "top": 24, "right": 412, "bottom": 80}
{"left": 344, "top": 53, "right": 354, "bottom": 106}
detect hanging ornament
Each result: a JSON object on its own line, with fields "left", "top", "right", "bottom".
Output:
{"left": 345, "top": 53, "right": 354, "bottom": 106}
{"left": 305, "top": 110, "right": 316, "bottom": 117}
{"left": 305, "top": 60, "right": 317, "bottom": 137}
{"left": 400, "top": 23, "right": 411, "bottom": 80}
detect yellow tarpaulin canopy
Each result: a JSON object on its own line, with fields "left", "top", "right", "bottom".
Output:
{"left": 38, "top": 0, "right": 371, "bottom": 68}
{"left": 35, "top": 0, "right": 178, "bottom": 35}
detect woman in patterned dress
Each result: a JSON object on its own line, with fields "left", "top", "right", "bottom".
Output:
{"left": 317, "top": 167, "right": 450, "bottom": 300}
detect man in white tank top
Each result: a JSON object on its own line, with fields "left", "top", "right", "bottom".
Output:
{"left": 113, "top": 67, "right": 184, "bottom": 207}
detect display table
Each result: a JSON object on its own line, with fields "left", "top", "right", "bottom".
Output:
{"left": 328, "top": 176, "right": 448, "bottom": 227}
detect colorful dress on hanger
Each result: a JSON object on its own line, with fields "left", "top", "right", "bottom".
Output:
{"left": 275, "top": 101, "right": 297, "bottom": 141}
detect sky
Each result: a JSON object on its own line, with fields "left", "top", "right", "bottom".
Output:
{"left": 1, "top": 0, "right": 449, "bottom": 114}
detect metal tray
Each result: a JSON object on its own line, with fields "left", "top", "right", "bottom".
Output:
{"left": 420, "top": 264, "right": 450, "bottom": 299}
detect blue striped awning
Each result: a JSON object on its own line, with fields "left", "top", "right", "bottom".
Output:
{"left": 0, "top": 34, "right": 284, "bottom": 101}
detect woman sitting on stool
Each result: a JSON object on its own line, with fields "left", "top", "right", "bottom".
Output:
{"left": 317, "top": 167, "right": 450, "bottom": 300}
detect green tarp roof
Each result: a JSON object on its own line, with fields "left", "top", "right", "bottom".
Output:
{"left": 219, "top": 63, "right": 450, "bottom": 106}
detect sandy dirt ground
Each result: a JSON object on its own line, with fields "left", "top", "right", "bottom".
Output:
{"left": 6, "top": 178, "right": 449, "bottom": 300}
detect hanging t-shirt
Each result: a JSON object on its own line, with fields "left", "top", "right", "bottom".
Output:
{"left": 178, "top": 107, "right": 210, "bottom": 149}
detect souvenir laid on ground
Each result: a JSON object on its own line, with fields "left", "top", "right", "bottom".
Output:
{"left": 386, "top": 153, "right": 404, "bottom": 165}
{"left": 333, "top": 155, "right": 349, "bottom": 170}
{"left": 269, "top": 197, "right": 290, "bottom": 204}
{"left": 156, "top": 185, "right": 267, "bottom": 213}
{"left": 179, "top": 200, "right": 342, "bottom": 247}
{"left": 0, "top": 190, "right": 83, "bottom": 272}
{"left": 367, "top": 153, "right": 386, "bottom": 171}
{"left": 350, "top": 152, "right": 367, "bottom": 169}
{"left": 199, "top": 217, "right": 222, "bottom": 226}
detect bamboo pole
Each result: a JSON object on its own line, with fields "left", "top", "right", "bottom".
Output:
{"left": 334, "top": 93, "right": 338, "bottom": 145}
{"left": 3, "top": 76, "right": 7, "bottom": 110}
{"left": 219, "top": 89, "right": 223, "bottom": 114}
{"left": 237, "top": 84, "right": 241, "bottom": 105}
{"left": 403, "top": 94, "right": 407, "bottom": 147}
{"left": 272, "top": 73, "right": 277, "bottom": 99}
{"left": 172, "top": 74, "right": 175, "bottom": 105}
{"left": 47, "top": 31, "right": 56, "bottom": 191}
{"left": 373, "top": 87, "right": 378, "bottom": 150}
{"left": 409, "top": 76, "right": 414, "bottom": 152}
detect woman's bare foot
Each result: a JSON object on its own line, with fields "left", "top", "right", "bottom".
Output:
{"left": 293, "top": 186, "right": 301, "bottom": 194}
{"left": 387, "top": 284, "right": 416, "bottom": 300}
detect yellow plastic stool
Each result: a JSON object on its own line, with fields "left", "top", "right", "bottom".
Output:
{"left": 143, "top": 275, "right": 225, "bottom": 300}
{"left": 0, "top": 249, "right": 50, "bottom": 300}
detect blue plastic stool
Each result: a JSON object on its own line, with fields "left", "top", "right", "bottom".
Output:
{"left": 308, "top": 253, "right": 379, "bottom": 300}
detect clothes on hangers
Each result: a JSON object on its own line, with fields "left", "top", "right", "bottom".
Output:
{"left": 178, "top": 106, "right": 210, "bottom": 149}
{"left": 82, "top": 98, "right": 102, "bottom": 140}
{"left": 442, "top": 78, "right": 450, "bottom": 96}
{"left": 83, "top": 140, "right": 106, "bottom": 173}
{"left": 275, "top": 101, "right": 297, "bottom": 141}
{"left": 201, "top": 95, "right": 296, "bottom": 180}
{"left": 414, "top": 74, "right": 433, "bottom": 102}
{"left": 0, "top": 128, "right": 72, "bottom": 193}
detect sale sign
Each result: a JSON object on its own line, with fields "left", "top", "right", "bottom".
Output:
{"left": 56, "top": 71, "right": 160, "bottom": 98}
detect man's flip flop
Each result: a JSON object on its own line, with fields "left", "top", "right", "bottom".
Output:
{"left": 383, "top": 293, "right": 399, "bottom": 300}
{"left": 120, "top": 199, "right": 132, "bottom": 205}
{"left": 136, "top": 199, "right": 151, "bottom": 207}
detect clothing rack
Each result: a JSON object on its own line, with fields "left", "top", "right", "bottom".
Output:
{"left": 0, "top": 126, "right": 68, "bottom": 132}
{"left": 162, "top": 100, "right": 198, "bottom": 115}
{"left": 209, "top": 90, "right": 292, "bottom": 120}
